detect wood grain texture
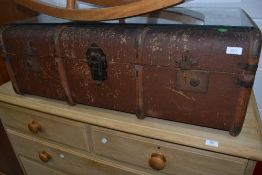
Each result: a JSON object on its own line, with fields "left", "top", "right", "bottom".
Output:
{"left": 19, "top": 156, "right": 68, "bottom": 175}
{"left": 0, "top": 105, "right": 90, "bottom": 152}
{"left": 0, "top": 82, "right": 261, "bottom": 161}
{"left": 8, "top": 130, "right": 151, "bottom": 175}
{"left": 80, "top": 0, "right": 138, "bottom": 7}
{"left": 15, "top": 0, "right": 184, "bottom": 21}
{"left": 92, "top": 126, "right": 248, "bottom": 175}
{"left": 244, "top": 160, "right": 256, "bottom": 175}
{"left": 66, "top": 0, "right": 76, "bottom": 9}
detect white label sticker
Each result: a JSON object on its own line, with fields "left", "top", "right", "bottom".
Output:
{"left": 205, "top": 139, "right": 219, "bottom": 148}
{"left": 226, "top": 47, "right": 243, "bottom": 55}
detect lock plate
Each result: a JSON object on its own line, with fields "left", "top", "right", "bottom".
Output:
{"left": 176, "top": 70, "right": 209, "bottom": 93}
{"left": 86, "top": 43, "right": 107, "bottom": 84}
{"left": 25, "top": 55, "right": 41, "bottom": 72}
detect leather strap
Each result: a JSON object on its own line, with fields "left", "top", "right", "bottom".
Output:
{"left": 0, "top": 26, "right": 22, "bottom": 94}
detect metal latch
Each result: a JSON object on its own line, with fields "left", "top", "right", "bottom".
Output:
{"left": 176, "top": 70, "right": 209, "bottom": 93}
{"left": 26, "top": 55, "right": 41, "bottom": 72}
{"left": 176, "top": 51, "right": 209, "bottom": 93}
{"left": 176, "top": 50, "right": 198, "bottom": 69}
{"left": 25, "top": 41, "right": 41, "bottom": 72}
{"left": 86, "top": 43, "right": 107, "bottom": 84}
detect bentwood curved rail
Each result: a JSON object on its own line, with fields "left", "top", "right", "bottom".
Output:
{"left": 14, "top": 0, "right": 184, "bottom": 21}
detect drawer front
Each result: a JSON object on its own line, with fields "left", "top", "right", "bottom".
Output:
{"left": 19, "top": 156, "right": 68, "bottom": 175}
{"left": 92, "top": 127, "right": 248, "bottom": 175}
{"left": 0, "top": 104, "right": 89, "bottom": 151}
{"left": 8, "top": 130, "right": 148, "bottom": 175}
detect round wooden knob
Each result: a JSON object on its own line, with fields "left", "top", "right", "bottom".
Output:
{"left": 39, "top": 151, "right": 51, "bottom": 163}
{"left": 149, "top": 152, "right": 166, "bottom": 170}
{"left": 28, "top": 120, "right": 41, "bottom": 134}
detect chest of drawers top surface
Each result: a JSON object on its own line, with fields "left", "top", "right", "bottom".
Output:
{"left": 0, "top": 82, "right": 262, "bottom": 161}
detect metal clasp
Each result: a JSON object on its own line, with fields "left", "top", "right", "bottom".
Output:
{"left": 177, "top": 50, "right": 198, "bottom": 69}
{"left": 176, "top": 51, "right": 209, "bottom": 93}
{"left": 176, "top": 70, "right": 209, "bottom": 93}
{"left": 86, "top": 43, "right": 107, "bottom": 84}
{"left": 25, "top": 41, "right": 41, "bottom": 72}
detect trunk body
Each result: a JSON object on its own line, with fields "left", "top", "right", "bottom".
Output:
{"left": 1, "top": 22, "right": 261, "bottom": 136}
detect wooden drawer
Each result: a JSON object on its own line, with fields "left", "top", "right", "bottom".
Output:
{"left": 8, "top": 130, "right": 149, "bottom": 175}
{"left": 0, "top": 104, "right": 89, "bottom": 151}
{"left": 92, "top": 126, "right": 248, "bottom": 175}
{"left": 19, "top": 156, "right": 68, "bottom": 175}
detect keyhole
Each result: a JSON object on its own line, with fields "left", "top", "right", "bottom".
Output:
{"left": 190, "top": 78, "right": 200, "bottom": 87}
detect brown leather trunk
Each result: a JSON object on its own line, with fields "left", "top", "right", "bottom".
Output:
{"left": 1, "top": 18, "right": 261, "bottom": 136}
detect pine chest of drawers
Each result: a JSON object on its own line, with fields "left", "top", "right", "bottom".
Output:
{"left": 0, "top": 82, "right": 262, "bottom": 175}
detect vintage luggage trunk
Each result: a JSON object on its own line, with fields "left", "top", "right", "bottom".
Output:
{"left": 0, "top": 8, "right": 261, "bottom": 136}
